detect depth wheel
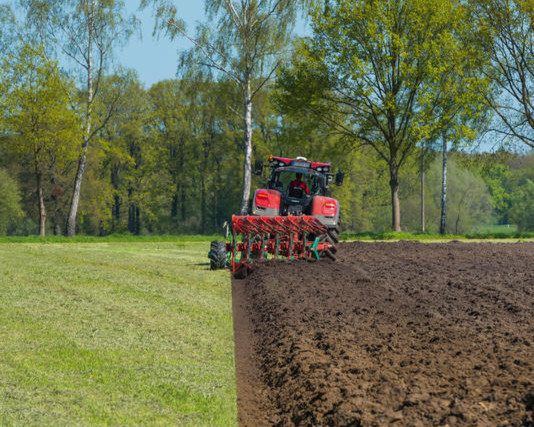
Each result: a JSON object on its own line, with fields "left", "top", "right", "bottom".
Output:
{"left": 325, "top": 248, "right": 337, "bottom": 261}
{"left": 315, "top": 233, "right": 337, "bottom": 259}
{"left": 327, "top": 228, "right": 340, "bottom": 244}
{"left": 324, "top": 233, "right": 337, "bottom": 254}
{"left": 209, "top": 241, "right": 227, "bottom": 270}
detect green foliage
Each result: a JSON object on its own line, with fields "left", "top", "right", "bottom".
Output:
{"left": 143, "top": 0, "right": 305, "bottom": 213}
{"left": 426, "top": 157, "right": 493, "bottom": 233}
{"left": 275, "top": 0, "right": 489, "bottom": 230}
{"left": 1, "top": 1, "right": 533, "bottom": 238}
{"left": 0, "top": 169, "right": 24, "bottom": 235}
{"left": 20, "top": 0, "right": 138, "bottom": 237}
{"left": 145, "top": 77, "right": 243, "bottom": 234}
{"left": 0, "top": 43, "right": 81, "bottom": 235}
{"left": 509, "top": 179, "right": 534, "bottom": 231}
{"left": 0, "top": 44, "right": 80, "bottom": 161}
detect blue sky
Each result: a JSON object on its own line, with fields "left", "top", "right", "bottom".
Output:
{"left": 121, "top": 1, "right": 309, "bottom": 87}
{"left": 121, "top": 1, "right": 202, "bottom": 87}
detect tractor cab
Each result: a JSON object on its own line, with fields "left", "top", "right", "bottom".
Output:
{"left": 251, "top": 155, "right": 343, "bottom": 219}
{"left": 270, "top": 168, "right": 325, "bottom": 195}
{"left": 269, "top": 167, "right": 325, "bottom": 216}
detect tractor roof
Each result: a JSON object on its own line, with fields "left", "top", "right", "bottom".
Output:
{"left": 268, "top": 155, "right": 331, "bottom": 172}
{"left": 275, "top": 166, "right": 323, "bottom": 176}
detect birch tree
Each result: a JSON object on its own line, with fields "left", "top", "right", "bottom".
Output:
{"left": 143, "top": 0, "right": 303, "bottom": 215}
{"left": 21, "top": 0, "right": 136, "bottom": 236}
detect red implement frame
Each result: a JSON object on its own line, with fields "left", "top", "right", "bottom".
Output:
{"left": 227, "top": 215, "right": 332, "bottom": 273}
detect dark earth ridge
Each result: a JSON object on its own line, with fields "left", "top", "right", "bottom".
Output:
{"left": 232, "top": 241, "right": 534, "bottom": 426}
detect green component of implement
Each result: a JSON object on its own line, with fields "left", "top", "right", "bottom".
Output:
{"left": 309, "top": 237, "right": 321, "bottom": 260}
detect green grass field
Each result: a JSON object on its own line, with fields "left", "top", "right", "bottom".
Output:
{"left": 0, "top": 241, "right": 236, "bottom": 426}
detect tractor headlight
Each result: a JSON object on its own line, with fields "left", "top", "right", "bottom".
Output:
{"left": 317, "top": 167, "right": 322, "bottom": 172}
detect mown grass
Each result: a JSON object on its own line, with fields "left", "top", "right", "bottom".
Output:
{"left": 0, "top": 241, "right": 236, "bottom": 426}
{"left": 0, "top": 234, "right": 223, "bottom": 243}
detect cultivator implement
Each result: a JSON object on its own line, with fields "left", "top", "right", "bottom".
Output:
{"left": 208, "top": 155, "right": 343, "bottom": 275}
{"left": 221, "top": 215, "right": 335, "bottom": 275}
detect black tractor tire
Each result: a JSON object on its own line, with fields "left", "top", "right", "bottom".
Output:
{"left": 324, "top": 218, "right": 341, "bottom": 257}
{"left": 327, "top": 228, "right": 339, "bottom": 243}
{"left": 209, "top": 241, "right": 227, "bottom": 270}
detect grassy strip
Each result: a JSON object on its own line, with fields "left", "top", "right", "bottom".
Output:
{"left": 0, "top": 234, "right": 225, "bottom": 243}
{"left": 5, "top": 230, "right": 533, "bottom": 243}
{"left": 341, "top": 230, "right": 534, "bottom": 241}
{"left": 0, "top": 242, "right": 236, "bottom": 426}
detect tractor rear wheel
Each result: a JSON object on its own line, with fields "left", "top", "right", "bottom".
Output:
{"left": 324, "top": 221, "right": 341, "bottom": 255}
{"left": 327, "top": 227, "right": 340, "bottom": 244}
{"left": 209, "top": 241, "right": 227, "bottom": 270}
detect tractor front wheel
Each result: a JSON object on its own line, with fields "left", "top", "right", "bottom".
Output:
{"left": 209, "top": 241, "right": 227, "bottom": 270}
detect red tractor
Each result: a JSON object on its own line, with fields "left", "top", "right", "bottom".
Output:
{"left": 209, "top": 155, "right": 344, "bottom": 274}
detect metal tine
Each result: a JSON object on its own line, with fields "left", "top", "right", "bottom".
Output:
{"left": 233, "top": 215, "right": 325, "bottom": 236}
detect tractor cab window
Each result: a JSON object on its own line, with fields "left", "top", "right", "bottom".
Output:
{"left": 272, "top": 170, "right": 320, "bottom": 196}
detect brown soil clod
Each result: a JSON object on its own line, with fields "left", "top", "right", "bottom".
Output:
{"left": 232, "top": 241, "right": 534, "bottom": 426}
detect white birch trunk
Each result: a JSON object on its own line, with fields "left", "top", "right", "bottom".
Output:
{"left": 36, "top": 170, "right": 47, "bottom": 237}
{"left": 240, "top": 79, "right": 253, "bottom": 215}
{"left": 440, "top": 134, "right": 448, "bottom": 235}
{"left": 421, "top": 140, "right": 425, "bottom": 233}
{"left": 67, "top": 0, "right": 94, "bottom": 237}
{"left": 389, "top": 160, "right": 401, "bottom": 232}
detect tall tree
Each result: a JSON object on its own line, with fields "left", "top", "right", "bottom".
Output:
{"left": 472, "top": 0, "right": 534, "bottom": 149}
{"left": 0, "top": 44, "right": 80, "bottom": 236}
{"left": 276, "top": 0, "right": 488, "bottom": 231}
{"left": 143, "top": 0, "right": 303, "bottom": 214}
{"left": 100, "top": 71, "right": 149, "bottom": 234}
{"left": 22, "top": 0, "right": 136, "bottom": 236}
{"left": 149, "top": 79, "right": 193, "bottom": 229}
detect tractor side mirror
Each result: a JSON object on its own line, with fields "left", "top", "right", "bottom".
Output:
{"left": 254, "top": 160, "right": 263, "bottom": 176}
{"left": 335, "top": 171, "right": 344, "bottom": 186}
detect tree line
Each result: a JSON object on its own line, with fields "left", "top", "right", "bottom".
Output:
{"left": 0, "top": 0, "right": 533, "bottom": 236}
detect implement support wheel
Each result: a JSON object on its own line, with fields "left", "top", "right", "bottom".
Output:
{"left": 209, "top": 241, "right": 227, "bottom": 270}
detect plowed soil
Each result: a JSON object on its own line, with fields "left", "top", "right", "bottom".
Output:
{"left": 232, "top": 241, "right": 534, "bottom": 426}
